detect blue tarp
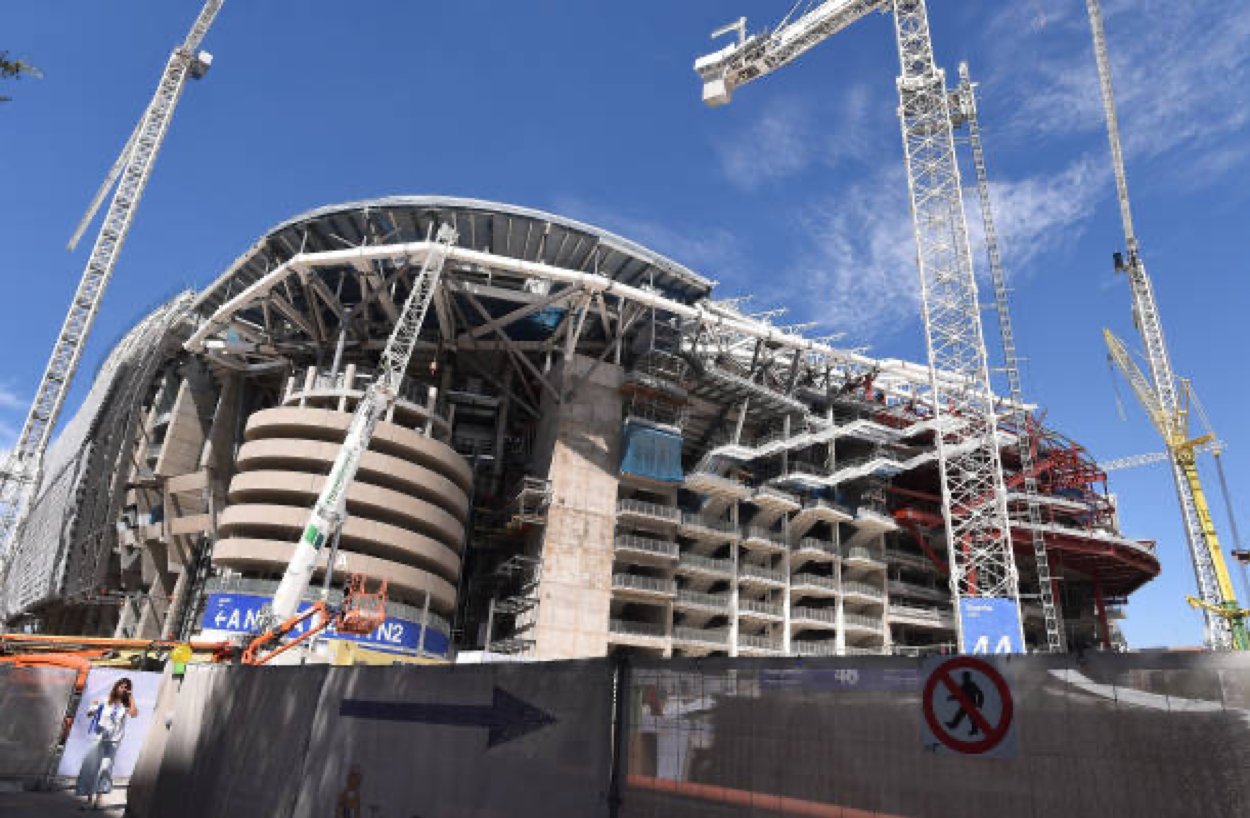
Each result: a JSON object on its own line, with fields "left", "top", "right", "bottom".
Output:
{"left": 620, "top": 421, "right": 683, "bottom": 483}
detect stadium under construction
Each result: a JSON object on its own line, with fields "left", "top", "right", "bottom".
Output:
{"left": 0, "top": 197, "right": 1161, "bottom": 661}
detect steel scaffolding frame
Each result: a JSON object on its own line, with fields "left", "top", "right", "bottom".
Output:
{"left": 956, "top": 62, "right": 1064, "bottom": 652}
{"left": 892, "top": 0, "right": 1022, "bottom": 646}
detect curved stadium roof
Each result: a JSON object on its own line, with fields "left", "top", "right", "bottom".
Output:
{"left": 191, "top": 196, "right": 716, "bottom": 322}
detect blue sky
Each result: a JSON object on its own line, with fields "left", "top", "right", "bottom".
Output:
{"left": 1, "top": 1, "right": 1247, "bottom": 648}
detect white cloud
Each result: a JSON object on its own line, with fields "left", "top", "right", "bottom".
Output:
{"left": 714, "top": 86, "right": 884, "bottom": 190}
{"left": 785, "top": 154, "right": 1109, "bottom": 339}
{"left": 0, "top": 384, "right": 26, "bottom": 412}
{"left": 984, "top": 0, "right": 1250, "bottom": 184}
{"left": 716, "top": 97, "right": 814, "bottom": 190}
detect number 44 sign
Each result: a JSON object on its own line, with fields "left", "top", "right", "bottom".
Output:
{"left": 920, "top": 656, "right": 1018, "bottom": 759}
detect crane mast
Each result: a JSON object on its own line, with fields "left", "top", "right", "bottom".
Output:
{"left": 956, "top": 63, "right": 1064, "bottom": 652}
{"left": 266, "top": 225, "right": 457, "bottom": 625}
{"left": 697, "top": 0, "right": 1025, "bottom": 651}
{"left": 1085, "top": 0, "right": 1241, "bottom": 649}
{"left": 0, "top": 0, "right": 223, "bottom": 601}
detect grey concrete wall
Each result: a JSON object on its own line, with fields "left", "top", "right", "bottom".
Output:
{"left": 532, "top": 355, "right": 624, "bottom": 660}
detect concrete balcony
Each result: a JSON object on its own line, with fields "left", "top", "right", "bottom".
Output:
{"left": 614, "top": 534, "right": 679, "bottom": 565}
{"left": 739, "top": 563, "right": 786, "bottom": 589}
{"left": 609, "top": 619, "right": 667, "bottom": 643}
{"left": 678, "top": 512, "right": 739, "bottom": 543}
{"left": 738, "top": 598, "right": 783, "bottom": 621}
{"left": 791, "top": 573, "right": 839, "bottom": 597}
{"left": 792, "top": 537, "right": 839, "bottom": 560}
{"left": 738, "top": 632, "right": 785, "bottom": 654}
{"left": 792, "top": 639, "right": 839, "bottom": 657}
{"left": 741, "top": 525, "right": 788, "bottom": 555}
{"left": 792, "top": 497, "right": 855, "bottom": 531}
{"left": 751, "top": 485, "right": 801, "bottom": 514}
{"left": 842, "top": 580, "right": 885, "bottom": 604}
{"left": 612, "top": 573, "right": 677, "bottom": 601}
{"left": 843, "top": 546, "right": 886, "bottom": 571}
{"left": 617, "top": 499, "right": 680, "bottom": 527}
{"left": 888, "top": 603, "right": 955, "bottom": 629}
{"left": 675, "top": 589, "right": 731, "bottom": 614}
{"left": 672, "top": 626, "right": 730, "bottom": 647}
{"left": 843, "top": 613, "right": 883, "bottom": 636}
{"left": 791, "top": 606, "right": 839, "bottom": 630}
{"left": 683, "top": 470, "right": 752, "bottom": 502}
{"left": 843, "top": 645, "right": 886, "bottom": 656}
{"left": 676, "top": 552, "right": 733, "bottom": 579}
{"left": 853, "top": 507, "right": 898, "bottom": 532}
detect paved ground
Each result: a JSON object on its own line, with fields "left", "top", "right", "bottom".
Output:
{"left": 0, "top": 783, "right": 127, "bottom": 815}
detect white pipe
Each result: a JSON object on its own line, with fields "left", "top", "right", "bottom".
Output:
{"left": 185, "top": 240, "right": 995, "bottom": 398}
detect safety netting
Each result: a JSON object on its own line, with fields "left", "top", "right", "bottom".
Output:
{"left": 620, "top": 421, "right": 683, "bottom": 483}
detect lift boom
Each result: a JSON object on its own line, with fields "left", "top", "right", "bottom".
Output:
{"left": 259, "top": 225, "right": 457, "bottom": 643}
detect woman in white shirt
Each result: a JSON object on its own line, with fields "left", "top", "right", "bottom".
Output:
{"left": 75, "top": 677, "right": 139, "bottom": 810}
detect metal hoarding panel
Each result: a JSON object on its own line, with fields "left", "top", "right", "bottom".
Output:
{"left": 0, "top": 666, "right": 77, "bottom": 781}
{"left": 290, "top": 659, "right": 614, "bottom": 818}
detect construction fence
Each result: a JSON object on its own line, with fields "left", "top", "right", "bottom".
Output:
{"left": 112, "top": 651, "right": 1250, "bottom": 817}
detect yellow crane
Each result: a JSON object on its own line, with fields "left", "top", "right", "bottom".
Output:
{"left": 1087, "top": 0, "right": 1246, "bottom": 650}
{"left": 1104, "top": 331, "right": 1248, "bottom": 649}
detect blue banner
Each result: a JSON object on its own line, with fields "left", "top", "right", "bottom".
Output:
{"left": 200, "top": 593, "right": 448, "bottom": 657}
{"left": 958, "top": 597, "right": 1024, "bottom": 654}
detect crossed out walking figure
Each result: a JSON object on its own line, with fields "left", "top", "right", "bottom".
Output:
{"left": 944, "top": 671, "right": 986, "bottom": 736}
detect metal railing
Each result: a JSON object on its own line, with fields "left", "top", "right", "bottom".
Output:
{"left": 843, "top": 612, "right": 882, "bottom": 632}
{"left": 794, "top": 537, "right": 838, "bottom": 556}
{"left": 676, "top": 552, "right": 733, "bottom": 576}
{"left": 617, "top": 499, "right": 681, "bottom": 523}
{"left": 754, "top": 485, "right": 799, "bottom": 505}
{"left": 609, "top": 618, "right": 666, "bottom": 638}
{"left": 739, "top": 598, "right": 782, "bottom": 618}
{"left": 738, "top": 632, "right": 784, "bottom": 651}
{"left": 672, "top": 626, "right": 730, "bottom": 646}
{"left": 887, "top": 579, "right": 947, "bottom": 601}
{"left": 680, "top": 512, "right": 739, "bottom": 536}
{"left": 844, "top": 546, "right": 885, "bottom": 566}
{"left": 888, "top": 603, "right": 954, "bottom": 625}
{"left": 742, "top": 526, "right": 787, "bottom": 549}
{"left": 792, "top": 640, "right": 839, "bottom": 656}
{"left": 842, "top": 580, "right": 884, "bottom": 601}
{"left": 614, "top": 534, "right": 679, "bottom": 559}
{"left": 791, "top": 572, "right": 839, "bottom": 591}
{"left": 791, "top": 606, "right": 838, "bottom": 624}
{"left": 739, "top": 563, "right": 785, "bottom": 584}
{"left": 676, "top": 589, "right": 731, "bottom": 612}
{"left": 611, "top": 573, "right": 676, "bottom": 596}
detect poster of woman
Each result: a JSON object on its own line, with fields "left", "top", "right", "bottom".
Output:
{"left": 56, "top": 669, "right": 162, "bottom": 807}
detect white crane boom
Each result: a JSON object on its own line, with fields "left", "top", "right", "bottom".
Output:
{"left": 1086, "top": 0, "right": 1238, "bottom": 648}
{"left": 267, "top": 225, "right": 457, "bottom": 624}
{"left": 695, "top": 0, "right": 1025, "bottom": 652}
{"left": 1099, "top": 440, "right": 1225, "bottom": 473}
{"left": 0, "top": 0, "right": 223, "bottom": 598}
{"left": 695, "top": 0, "right": 886, "bottom": 107}
{"left": 956, "top": 62, "right": 1064, "bottom": 652}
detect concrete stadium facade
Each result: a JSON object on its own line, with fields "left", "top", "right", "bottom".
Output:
{"left": 0, "top": 197, "right": 1160, "bottom": 659}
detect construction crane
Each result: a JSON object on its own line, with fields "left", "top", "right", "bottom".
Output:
{"left": 1085, "top": 0, "right": 1245, "bottom": 650}
{"left": 1099, "top": 439, "right": 1224, "bottom": 472}
{"left": 0, "top": 1, "right": 223, "bottom": 602}
{"left": 695, "top": 1, "right": 1026, "bottom": 652}
{"left": 954, "top": 62, "right": 1064, "bottom": 653}
{"left": 240, "top": 225, "right": 458, "bottom": 665}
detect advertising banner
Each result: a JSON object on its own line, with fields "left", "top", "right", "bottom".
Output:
{"left": 199, "top": 592, "right": 449, "bottom": 657}
{"left": 56, "top": 669, "right": 163, "bottom": 781}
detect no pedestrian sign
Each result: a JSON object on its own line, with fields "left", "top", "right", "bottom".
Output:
{"left": 921, "top": 656, "right": 1017, "bottom": 758}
